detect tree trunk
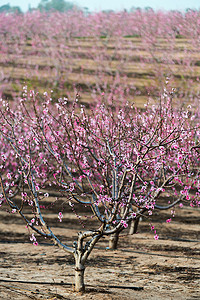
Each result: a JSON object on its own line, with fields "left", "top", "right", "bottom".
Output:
{"left": 129, "top": 217, "right": 140, "bottom": 235}
{"left": 74, "top": 256, "right": 85, "bottom": 292}
{"left": 73, "top": 231, "right": 102, "bottom": 292}
{"left": 108, "top": 232, "right": 119, "bottom": 250}
{"left": 129, "top": 220, "right": 134, "bottom": 235}
{"left": 74, "top": 265, "right": 85, "bottom": 292}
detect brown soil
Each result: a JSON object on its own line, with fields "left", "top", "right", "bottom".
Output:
{"left": 0, "top": 204, "right": 199, "bottom": 300}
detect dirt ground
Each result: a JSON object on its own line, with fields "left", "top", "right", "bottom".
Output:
{"left": 0, "top": 203, "right": 199, "bottom": 300}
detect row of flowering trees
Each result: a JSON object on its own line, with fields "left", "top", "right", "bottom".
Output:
{"left": 0, "top": 86, "right": 199, "bottom": 291}
{"left": 1, "top": 9, "right": 200, "bottom": 38}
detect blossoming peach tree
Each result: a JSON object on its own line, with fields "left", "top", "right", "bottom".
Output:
{"left": 0, "top": 88, "right": 199, "bottom": 292}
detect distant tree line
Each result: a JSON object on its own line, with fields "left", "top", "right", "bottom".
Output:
{"left": 36, "top": 0, "right": 78, "bottom": 12}
{"left": 0, "top": 3, "right": 22, "bottom": 13}
{"left": 0, "top": 0, "right": 80, "bottom": 14}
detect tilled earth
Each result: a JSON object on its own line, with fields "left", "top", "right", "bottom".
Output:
{"left": 0, "top": 203, "right": 199, "bottom": 299}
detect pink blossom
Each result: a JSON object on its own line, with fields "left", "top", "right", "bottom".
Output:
{"left": 154, "top": 234, "right": 159, "bottom": 240}
{"left": 121, "top": 220, "right": 128, "bottom": 228}
{"left": 7, "top": 173, "right": 12, "bottom": 179}
{"left": 58, "top": 212, "right": 63, "bottom": 222}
